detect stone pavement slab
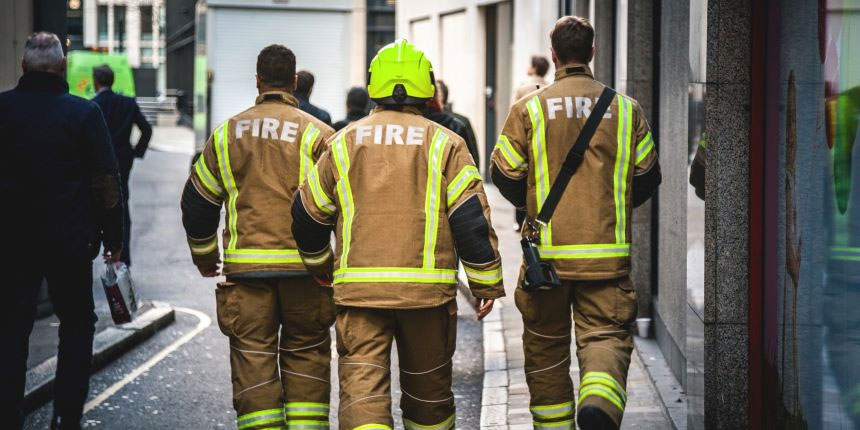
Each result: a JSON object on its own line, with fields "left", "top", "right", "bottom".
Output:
{"left": 480, "top": 185, "right": 673, "bottom": 429}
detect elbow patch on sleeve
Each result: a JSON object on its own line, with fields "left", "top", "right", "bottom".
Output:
{"left": 449, "top": 194, "right": 495, "bottom": 264}
{"left": 291, "top": 194, "right": 332, "bottom": 253}
{"left": 633, "top": 162, "right": 662, "bottom": 208}
{"left": 491, "top": 163, "right": 527, "bottom": 208}
{"left": 181, "top": 179, "right": 221, "bottom": 239}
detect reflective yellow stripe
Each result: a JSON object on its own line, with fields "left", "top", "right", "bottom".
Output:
{"left": 301, "top": 247, "right": 332, "bottom": 266}
{"left": 613, "top": 95, "right": 632, "bottom": 244}
{"left": 495, "top": 135, "right": 527, "bottom": 171}
{"left": 224, "top": 249, "right": 302, "bottom": 264}
{"left": 831, "top": 246, "right": 860, "bottom": 261}
{"left": 285, "top": 420, "right": 329, "bottom": 429}
{"left": 579, "top": 384, "right": 625, "bottom": 411}
{"left": 194, "top": 153, "right": 223, "bottom": 196}
{"left": 527, "top": 96, "right": 551, "bottom": 245}
{"left": 237, "top": 408, "right": 284, "bottom": 429}
{"left": 284, "top": 402, "right": 329, "bottom": 417}
{"left": 352, "top": 424, "right": 392, "bottom": 430}
{"left": 299, "top": 123, "right": 320, "bottom": 184}
{"left": 214, "top": 121, "right": 240, "bottom": 250}
{"left": 423, "top": 130, "right": 448, "bottom": 269}
{"left": 403, "top": 413, "right": 455, "bottom": 430}
{"left": 581, "top": 371, "right": 627, "bottom": 402}
{"left": 332, "top": 135, "right": 354, "bottom": 270}
{"left": 463, "top": 265, "right": 502, "bottom": 285}
{"left": 307, "top": 164, "right": 336, "bottom": 216}
{"left": 446, "top": 165, "right": 481, "bottom": 207}
{"left": 634, "top": 131, "right": 654, "bottom": 164}
{"left": 533, "top": 419, "right": 575, "bottom": 429}
{"left": 537, "top": 243, "right": 630, "bottom": 259}
{"left": 189, "top": 236, "right": 217, "bottom": 255}
{"left": 333, "top": 267, "right": 457, "bottom": 284}
{"left": 530, "top": 401, "right": 575, "bottom": 419}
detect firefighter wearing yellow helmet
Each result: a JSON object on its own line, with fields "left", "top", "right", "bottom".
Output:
{"left": 291, "top": 39, "right": 506, "bottom": 429}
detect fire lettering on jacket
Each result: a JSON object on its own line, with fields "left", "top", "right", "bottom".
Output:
{"left": 235, "top": 118, "right": 300, "bottom": 142}
{"left": 354, "top": 124, "right": 424, "bottom": 145}
{"left": 545, "top": 97, "right": 612, "bottom": 120}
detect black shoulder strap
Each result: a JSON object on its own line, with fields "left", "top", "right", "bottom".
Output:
{"left": 536, "top": 86, "right": 616, "bottom": 225}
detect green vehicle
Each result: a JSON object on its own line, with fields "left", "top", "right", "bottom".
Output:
{"left": 66, "top": 51, "right": 135, "bottom": 99}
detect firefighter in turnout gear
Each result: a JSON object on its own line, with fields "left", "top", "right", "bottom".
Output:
{"left": 291, "top": 39, "right": 506, "bottom": 430}
{"left": 180, "top": 45, "right": 336, "bottom": 429}
{"left": 491, "top": 17, "right": 661, "bottom": 430}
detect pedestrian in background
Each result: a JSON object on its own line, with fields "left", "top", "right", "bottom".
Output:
{"left": 437, "top": 79, "right": 480, "bottom": 165}
{"left": 492, "top": 16, "right": 660, "bottom": 430}
{"left": 292, "top": 39, "right": 504, "bottom": 430}
{"left": 513, "top": 55, "right": 551, "bottom": 103}
{"left": 421, "top": 83, "right": 471, "bottom": 156}
{"left": 295, "top": 70, "right": 332, "bottom": 125}
{"left": 92, "top": 64, "right": 152, "bottom": 267}
{"left": 332, "top": 86, "right": 369, "bottom": 131}
{"left": 180, "top": 44, "right": 336, "bottom": 429}
{"left": 0, "top": 32, "right": 124, "bottom": 430}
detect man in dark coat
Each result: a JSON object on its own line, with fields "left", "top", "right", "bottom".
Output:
{"left": 332, "top": 87, "right": 369, "bottom": 131}
{"left": 437, "top": 80, "right": 480, "bottom": 165}
{"left": 0, "top": 32, "right": 124, "bottom": 430}
{"left": 92, "top": 64, "right": 151, "bottom": 267}
{"left": 295, "top": 70, "right": 332, "bottom": 125}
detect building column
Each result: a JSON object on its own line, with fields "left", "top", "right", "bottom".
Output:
{"left": 126, "top": 0, "right": 141, "bottom": 67}
{"left": 349, "top": 0, "right": 365, "bottom": 87}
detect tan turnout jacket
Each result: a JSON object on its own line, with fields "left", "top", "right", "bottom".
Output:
{"left": 492, "top": 64, "right": 659, "bottom": 280}
{"left": 296, "top": 107, "right": 506, "bottom": 308}
{"left": 186, "top": 91, "right": 334, "bottom": 276}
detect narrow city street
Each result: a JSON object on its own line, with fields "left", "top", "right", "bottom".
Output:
{"left": 23, "top": 127, "right": 483, "bottom": 429}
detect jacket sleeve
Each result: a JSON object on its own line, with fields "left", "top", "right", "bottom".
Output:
{"left": 293, "top": 148, "right": 338, "bottom": 274}
{"left": 84, "top": 104, "right": 124, "bottom": 254}
{"left": 312, "top": 122, "right": 335, "bottom": 161}
{"left": 444, "top": 135, "right": 506, "bottom": 299}
{"left": 631, "top": 102, "right": 661, "bottom": 207}
{"left": 132, "top": 100, "right": 152, "bottom": 158}
{"left": 490, "top": 103, "right": 530, "bottom": 209}
{"left": 181, "top": 129, "right": 226, "bottom": 266}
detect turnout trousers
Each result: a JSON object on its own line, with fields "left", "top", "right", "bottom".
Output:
{"left": 335, "top": 300, "right": 458, "bottom": 430}
{"left": 215, "top": 276, "right": 336, "bottom": 429}
{"left": 515, "top": 276, "right": 637, "bottom": 429}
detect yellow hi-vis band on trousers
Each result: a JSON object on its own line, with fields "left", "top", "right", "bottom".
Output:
{"left": 446, "top": 165, "right": 481, "bottom": 207}
{"left": 831, "top": 246, "right": 860, "bottom": 262}
{"left": 613, "top": 95, "right": 633, "bottom": 244}
{"left": 352, "top": 424, "right": 392, "bottom": 430}
{"left": 224, "top": 249, "right": 302, "bottom": 264}
{"left": 536, "top": 243, "right": 631, "bottom": 259}
{"left": 214, "top": 121, "right": 241, "bottom": 250}
{"left": 403, "top": 413, "right": 455, "bottom": 430}
{"left": 533, "top": 419, "right": 576, "bottom": 429}
{"left": 188, "top": 236, "right": 218, "bottom": 255}
{"left": 284, "top": 402, "right": 329, "bottom": 417}
{"left": 463, "top": 265, "right": 503, "bottom": 285}
{"left": 333, "top": 267, "right": 457, "bottom": 284}
{"left": 423, "top": 130, "right": 449, "bottom": 269}
{"left": 579, "top": 371, "right": 627, "bottom": 411}
{"left": 634, "top": 131, "right": 654, "bottom": 165}
{"left": 299, "top": 123, "right": 320, "bottom": 184}
{"left": 285, "top": 420, "right": 329, "bottom": 429}
{"left": 307, "top": 164, "right": 336, "bottom": 216}
{"left": 237, "top": 408, "right": 284, "bottom": 429}
{"left": 527, "top": 95, "right": 552, "bottom": 246}
{"left": 530, "top": 401, "right": 574, "bottom": 420}
{"left": 194, "top": 153, "right": 224, "bottom": 197}
{"left": 495, "top": 134, "right": 527, "bottom": 171}
{"left": 332, "top": 135, "right": 355, "bottom": 270}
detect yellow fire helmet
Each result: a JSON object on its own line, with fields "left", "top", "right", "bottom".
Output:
{"left": 367, "top": 38, "right": 435, "bottom": 105}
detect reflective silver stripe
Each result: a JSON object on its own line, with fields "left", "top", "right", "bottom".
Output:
{"left": 495, "top": 135, "right": 527, "bottom": 170}
{"left": 301, "top": 247, "right": 332, "bottom": 265}
{"left": 224, "top": 250, "right": 301, "bottom": 260}
{"left": 237, "top": 410, "right": 284, "bottom": 429}
{"left": 189, "top": 237, "right": 217, "bottom": 255}
{"left": 530, "top": 401, "right": 574, "bottom": 419}
{"left": 333, "top": 268, "right": 457, "bottom": 283}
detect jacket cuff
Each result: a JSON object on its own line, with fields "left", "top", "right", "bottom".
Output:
{"left": 188, "top": 235, "right": 220, "bottom": 266}
{"left": 463, "top": 264, "right": 506, "bottom": 299}
{"left": 299, "top": 245, "right": 334, "bottom": 276}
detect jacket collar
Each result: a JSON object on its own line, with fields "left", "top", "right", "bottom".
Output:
{"left": 372, "top": 105, "right": 423, "bottom": 116}
{"left": 255, "top": 91, "right": 298, "bottom": 107}
{"left": 554, "top": 63, "right": 594, "bottom": 81}
{"left": 17, "top": 71, "right": 69, "bottom": 93}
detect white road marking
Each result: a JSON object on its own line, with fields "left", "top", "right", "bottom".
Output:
{"left": 83, "top": 306, "right": 212, "bottom": 413}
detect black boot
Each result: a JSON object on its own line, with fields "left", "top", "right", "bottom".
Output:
{"left": 50, "top": 415, "right": 82, "bottom": 430}
{"left": 577, "top": 405, "right": 617, "bottom": 430}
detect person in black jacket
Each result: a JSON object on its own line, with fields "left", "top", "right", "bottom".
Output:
{"left": 92, "top": 64, "right": 152, "bottom": 267}
{"left": 0, "top": 32, "right": 124, "bottom": 430}
{"left": 437, "top": 80, "right": 480, "bottom": 165}
{"left": 332, "top": 87, "right": 369, "bottom": 131}
{"left": 295, "top": 70, "right": 332, "bottom": 125}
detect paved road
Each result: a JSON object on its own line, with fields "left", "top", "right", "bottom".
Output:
{"left": 24, "top": 127, "right": 483, "bottom": 429}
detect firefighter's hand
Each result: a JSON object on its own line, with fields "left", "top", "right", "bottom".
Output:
{"left": 197, "top": 263, "right": 221, "bottom": 277}
{"left": 103, "top": 249, "right": 122, "bottom": 263}
{"left": 312, "top": 273, "right": 333, "bottom": 287}
{"left": 475, "top": 298, "right": 495, "bottom": 320}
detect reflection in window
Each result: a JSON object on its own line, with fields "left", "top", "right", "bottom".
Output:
{"left": 97, "top": 5, "right": 108, "bottom": 43}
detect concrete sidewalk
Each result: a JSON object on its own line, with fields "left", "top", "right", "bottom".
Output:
{"left": 480, "top": 185, "right": 675, "bottom": 429}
